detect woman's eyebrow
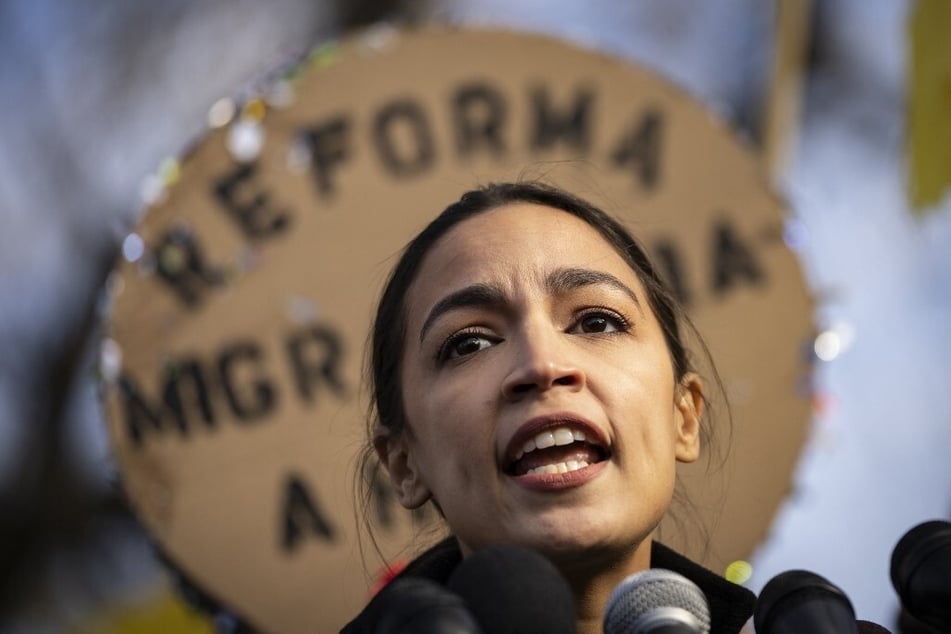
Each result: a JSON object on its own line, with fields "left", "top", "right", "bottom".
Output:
{"left": 547, "top": 267, "right": 642, "bottom": 311}
{"left": 420, "top": 283, "right": 506, "bottom": 342}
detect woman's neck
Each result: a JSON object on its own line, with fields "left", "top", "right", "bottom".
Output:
{"left": 558, "top": 538, "right": 654, "bottom": 634}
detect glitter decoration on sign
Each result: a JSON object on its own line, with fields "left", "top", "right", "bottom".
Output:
{"left": 287, "top": 296, "right": 319, "bottom": 324}
{"left": 122, "top": 233, "right": 145, "bottom": 263}
{"left": 208, "top": 97, "right": 237, "bottom": 128}
{"left": 241, "top": 98, "right": 267, "bottom": 122}
{"left": 724, "top": 561, "right": 753, "bottom": 585}
{"left": 99, "top": 338, "right": 123, "bottom": 383}
{"left": 266, "top": 79, "right": 295, "bottom": 108}
{"left": 140, "top": 173, "right": 166, "bottom": 206}
{"left": 361, "top": 23, "right": 398, "bottom": 55}
{"left": 159, "top": 158, "right": 181, "bottom": 186}
{"left": 280, "top": 63, "right": 303, "bottom": 85}
{"left": 227, "top": 118, "right": 265, "bottom": 163}
{"left": 814, "top": 329, "right": 844, "bottom": 362}
{"left": 159, "top": 243, "right": 187, "bottom": 276}
{"left": 813, "top": 322, "right": 855, "bottom": 361}
{"left": 308, "top": 42, "right": 340, "bottom": 69}
{"left": 782, "top": 217, "right": 809, "bottom": 253}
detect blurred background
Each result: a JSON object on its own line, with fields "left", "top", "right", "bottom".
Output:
{"left": 1, "top": 0, "right": 949, "bottom": 631}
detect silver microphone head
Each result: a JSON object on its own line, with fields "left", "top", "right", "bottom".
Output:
{"left": 603, "top": 568, "right": 711, "bottom": 633}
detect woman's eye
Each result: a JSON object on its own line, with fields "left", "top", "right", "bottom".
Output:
{"left": 573, "top": 311, "right": 627, "bottom": 334}
{"left": 439, "top": 332, "right": 496, "bottom": 360}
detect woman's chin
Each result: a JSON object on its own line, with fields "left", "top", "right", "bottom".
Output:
{"left": 504, "top": 517, "right": 636, "bottom": 563}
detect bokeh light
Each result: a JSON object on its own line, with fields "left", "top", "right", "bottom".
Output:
{"left": 725, "top": 560, "right": 753, "bottom": 585}
{"left": 121, "top": 233, "right": 145, "bottom": 263}
{"left": 226, "top": 118, "right": 265, "bottom": 162}
{"left": 208, "top": 97, "right": 237, "bottom": 128}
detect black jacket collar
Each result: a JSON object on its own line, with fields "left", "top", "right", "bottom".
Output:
{"left": 342, "top": 537, "right": 755, "bottom": 633}
{"left": 650, "top": 540, "right": 756, "bottom": 633}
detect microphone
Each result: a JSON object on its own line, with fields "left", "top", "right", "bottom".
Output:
{"left": 447, "top": 543, "right": 576, "bottom": 634}
{"left": 890, "top": 519, "right": 951, "bottom": 633}
{"left": 373, "top": 577, "right": 482, "bottom": 633}
{"left": 603, "top": 568, "right": 711, "bottom": 633}
{"left": 754, "top": 570, "right": 858, "bottom": 634}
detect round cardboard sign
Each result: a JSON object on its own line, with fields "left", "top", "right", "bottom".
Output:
{"left": 101, "top": 26, "right": 814, "bottom": 632}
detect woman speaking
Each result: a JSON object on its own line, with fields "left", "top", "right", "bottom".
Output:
{"left": 344, "top": 182, "right": 755, "bottom": 633}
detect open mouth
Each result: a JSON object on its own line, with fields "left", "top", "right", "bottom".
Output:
{"left": 505, "top": 426, "right": 609, "bottom": 476}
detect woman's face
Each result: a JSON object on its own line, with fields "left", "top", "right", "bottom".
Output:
{"left": 384, "top": 202, "right": 701, "bottom": 567}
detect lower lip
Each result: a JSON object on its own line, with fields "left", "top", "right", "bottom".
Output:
{"left": 509, "top": 460, "right": 607, "bottom": 492}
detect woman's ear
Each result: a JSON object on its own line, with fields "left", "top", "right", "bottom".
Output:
{"left": 373, "top": 426, "right": 432, "bottom": 509}
{"left": 674, "top": 372, "right": 704, "bottom": 463}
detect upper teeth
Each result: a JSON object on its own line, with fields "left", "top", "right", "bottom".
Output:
{"left": 515, "top": 427, "right": 587, "bottom": 461}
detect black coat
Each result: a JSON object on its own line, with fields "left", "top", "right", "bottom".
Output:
{"left": 341, "top": 537, "right": 756, "bottom": 633}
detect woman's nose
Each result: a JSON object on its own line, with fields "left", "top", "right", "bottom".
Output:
{"left": 500, "top": 328, "right": 585, "bottom": 401}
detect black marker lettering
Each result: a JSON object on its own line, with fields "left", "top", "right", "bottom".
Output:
{"left": 611, "top": 108, "right": 663, "bottom": 190}
{"left": 281, "top": 474, "right": 337, "bottom": 552}
{"left": 530, "top": 85, "right": 594, "bottom": 154}
{"left": 711, "top": 218, "right": 765, "bottom": 295}
{"left": 286, "top": 325, "right": 347, "bottom": 403}
{"left": 218, "top": 341, "right": 277, "bottom": 421}
{"left": 303, "top": 114, "right": 351, "bottom": 198}
{"left": 120, "top": 360, "right": 215, "bottom": 446}
{"left": 652, "top": 239, "right": 692, "bottom": 307}
{"left": 213, "top": 162, "right": 291, "bottom": 239}
{"left": 154, "top": 228, "right": 224, "bottom": 308}
{"left": 452, "top": 81, "right": 508, "bottom": 159}
{"left": 373, "top": 99, "right": 435, "bottom": 178}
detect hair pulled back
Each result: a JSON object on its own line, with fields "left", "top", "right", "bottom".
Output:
{"left": 371, "top": 181, "right": 694, "bottom": 439}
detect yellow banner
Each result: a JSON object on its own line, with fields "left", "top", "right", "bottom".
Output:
{"left": 909, "top": 0, "right": 951, "bottom": 212}
{"left": 78, "top": 591, "right": 213, "bottom": 634}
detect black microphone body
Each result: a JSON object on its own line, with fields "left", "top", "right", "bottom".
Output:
{"left": 372, "top": 577, "right": 481, "bottom": 633}
{"left": 447, "top": 543, "right": 576, "bottom": 634}
{"left": 890, "top": 519, "right": 951, "bottom": 633}
{"left": 754, "top": 570, "right": 858, "bottom": 634}
{"left": 603, "top": 568, "right": 711, "bottom": 633}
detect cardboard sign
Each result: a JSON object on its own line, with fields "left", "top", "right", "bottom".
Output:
{"left": 101, "top": 27, "right": 814, "bottom": 632}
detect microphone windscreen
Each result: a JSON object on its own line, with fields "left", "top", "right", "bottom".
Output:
{"left": 603, "top": 568, "right": 710, "bottom": 633}
{"left": 890, "top": 519, "right": 951, "bottom": 633}
{"left": 373, "top": 577, "right": 481, "bottom": 634}
{"left": 754, "top": 570, "right": 857, "bottom": 634}
{"left": 447, "top": 543, "right": 575, "bottom": 634}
